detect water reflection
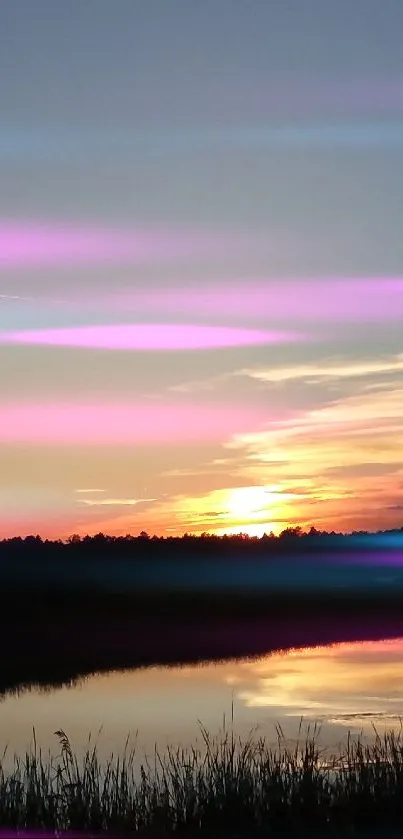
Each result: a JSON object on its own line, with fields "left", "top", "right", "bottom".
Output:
{"left": 237, "top": 638, "right": 403, "bottom": 728}
{"left": 1, "top": 637, "right": 403, "bottom": 768}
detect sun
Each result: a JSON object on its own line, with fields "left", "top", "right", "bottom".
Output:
{"left": 214, "top": 485, "right": 282, "bottom": 536}
{"left": 177, "top": 484, "right": 291, "bottom": 537}
{"left": 224, "top": 486, "right": 270, "bottom": 517}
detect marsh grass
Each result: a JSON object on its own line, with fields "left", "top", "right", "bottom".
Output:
{"left": 1, "top": 720, "right": 403, "bottom": 834}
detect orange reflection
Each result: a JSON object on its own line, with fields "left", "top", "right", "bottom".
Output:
{"left": 235, "top": 638, "right": 403, "bottom": 729}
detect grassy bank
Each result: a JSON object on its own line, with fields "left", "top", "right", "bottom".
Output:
{"left": 2, "top": 724, "right": 403, "bottom": 835}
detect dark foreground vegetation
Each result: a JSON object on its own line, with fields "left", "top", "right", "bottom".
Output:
{"left": 2, "top": 724, "right": 403, "bottom": 836}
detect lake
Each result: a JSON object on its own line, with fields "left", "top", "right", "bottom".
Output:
{"left": 2, "top": 635, "right": 403, "bottom": 770}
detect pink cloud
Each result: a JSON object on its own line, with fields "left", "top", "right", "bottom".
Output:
{"left": 0, "top": 221, "right": 260, "bottom": 269}
{"left": 0, "top": 403, "right": 269, "bottom": 445}
{"left": 113, "top": 277, "right": 403, "bottom": 324}
{"left": 0, "top": 323, "right": 302, "bottom": 350}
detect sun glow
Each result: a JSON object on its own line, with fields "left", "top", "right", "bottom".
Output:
{"left": 224, "top": 486, "right": 273, "bottom": 519}
{"left": 213, "top": 522, "right": 277, "bottom": 538}
{"left": 161, "top": 483, "right": 302, "bottom": 538}
{"left": 211, "top": 485, "right": 290, "bottom": 537}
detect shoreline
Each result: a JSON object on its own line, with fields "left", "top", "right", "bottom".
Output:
{"left": 1, "top": 586, "right": 403, "bottom": 696}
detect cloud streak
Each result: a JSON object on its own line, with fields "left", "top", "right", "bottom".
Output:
{"left": 0, "top": 323, "right": 302, "bottom": 351}
{"left": 78, "top": 497, "right": 157, "bottom": 507}
{"left": 241, "top": 354, "right": 403, "bottom": 384}
{"left": 2, "top": 120, "right": 403, "bottom": 164}
{"left": 75, "top": 488, "right": 106, "bottom": 493}
{"left": 0, "top": 221, "right": 257, "bottom": 269}
{"left": 0, "top": 402, "right": 268, "bottom": 445}
{"left": 111, "top": 277, "right": 403, "bottom": 326}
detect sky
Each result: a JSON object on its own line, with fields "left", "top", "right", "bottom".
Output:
{"left": 0, "top": 0, "right": 402, "bottom": 539}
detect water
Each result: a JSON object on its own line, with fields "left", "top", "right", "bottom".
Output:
{"left": 1, "top": 636, "right": 403, "bottom": 769}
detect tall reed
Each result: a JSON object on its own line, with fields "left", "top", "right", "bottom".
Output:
{"left": 1, "top": 720, "right": 403, "bottom": 834}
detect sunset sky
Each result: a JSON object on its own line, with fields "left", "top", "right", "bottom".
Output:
{"left": 1, "top": 0, "right": 402, "bottom": 539}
